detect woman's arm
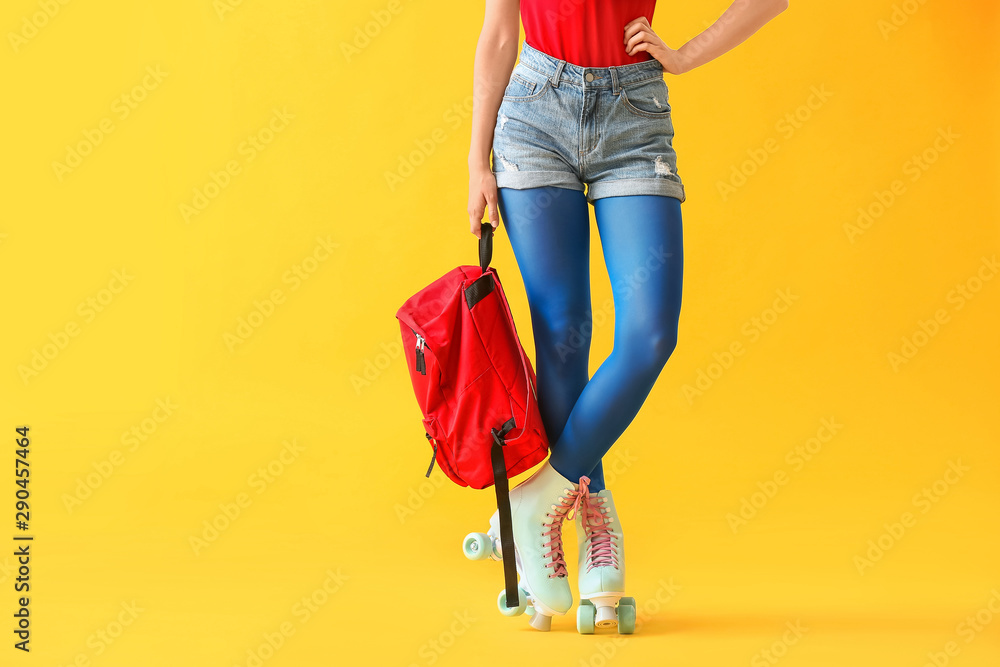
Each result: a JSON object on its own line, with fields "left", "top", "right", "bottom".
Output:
{"left": 625, "top": 0, "right": 789, "bottom": 75}
{"left": 468, "top": 0, "right": 520, "bottom": 237}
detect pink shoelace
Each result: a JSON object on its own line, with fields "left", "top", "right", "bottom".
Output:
{"left": 540, "top": 476, "right": 589, "bottom": 578}
{"left": 578, "top": 478, "right": 619, "bottom": 573}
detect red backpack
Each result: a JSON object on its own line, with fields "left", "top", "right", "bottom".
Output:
{"left": 395, "top": 223, "right": 549, "bottom": 605}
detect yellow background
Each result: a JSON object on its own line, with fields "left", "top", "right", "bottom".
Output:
{"left": 1, "top": 0, "right": 998, "bottom": 665}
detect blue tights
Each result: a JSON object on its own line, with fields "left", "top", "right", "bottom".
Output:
{"left": 496, "top": 186, "right": 683, "bottom": 493}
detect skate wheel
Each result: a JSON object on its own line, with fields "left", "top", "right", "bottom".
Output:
{"left": 618, "top": 603, "right": 636, "bottom": 634}
{"left": 619, "top": 596, "right": 636, "bottom": 608}
{"left": 497, "top": 587, "right": 528, "bottom": 616}
{"left": 463, "top": 533, "right": 492, "bottom": 561}
{"left": 577, "top": 602, "right": 596, "bottom": 634}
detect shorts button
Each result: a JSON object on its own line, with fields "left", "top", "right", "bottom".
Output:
{"left": 585, "top": 72, "right": 595, "bottom": 82}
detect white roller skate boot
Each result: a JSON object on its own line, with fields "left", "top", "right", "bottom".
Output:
{"left": 463, "top": 460, "right": 582, "bottom": 631}
{"left": 574, "top": 481, "right": 635, "bottom": 634}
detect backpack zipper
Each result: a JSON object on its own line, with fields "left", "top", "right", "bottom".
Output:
{"left": 410, "top": 326, "right": 427, "bottom": 375}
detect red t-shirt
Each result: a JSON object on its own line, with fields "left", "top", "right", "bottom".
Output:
{"left": 521, "top": 0, "right": 657, "bottom": 68}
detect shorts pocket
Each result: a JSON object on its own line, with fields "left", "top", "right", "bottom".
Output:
{"left": 620, "top": 77, "right": 672, "bottom": 119}
{"left": 504, "top": 72, "right": 536, "bottom": 98}
{"left": 502, "top": 65, "right": 551, "bottom": 102}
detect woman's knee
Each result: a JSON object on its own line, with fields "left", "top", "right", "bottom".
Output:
{"left": 624, "top": 323, "right": 678, "bottom": 376}
{"left": 650, "top": 328, "right": 678, "bottom": 365}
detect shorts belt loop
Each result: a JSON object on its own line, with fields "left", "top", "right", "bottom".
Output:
{"left": 551, "top": 60, "right": 565, "bottom": 88}
{"left": 610, "top": 66, "right": 620, "bottom": 95}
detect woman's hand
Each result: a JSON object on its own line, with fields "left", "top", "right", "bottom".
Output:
{"left": 468, "top": 166, "right": 500, "bottom": 238}
{"left": 623, "top": 17, "right": 692, "bottom": 75}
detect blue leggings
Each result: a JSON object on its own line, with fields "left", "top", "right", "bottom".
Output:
{"left": 497, "top": 186, "right": 683, "bottom": 493}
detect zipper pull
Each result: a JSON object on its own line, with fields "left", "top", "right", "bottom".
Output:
{"left": 414, "top": 333, "right": 426, "bottom": 374}
{"left": 425, "top": 433, "right": 436, "bottom": 477}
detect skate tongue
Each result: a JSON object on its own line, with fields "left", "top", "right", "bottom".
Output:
{"left": 585, "top": 495, "right": 617, "bottom": 570}
{"left": 567, "top": 475, "right": 590, "bottom": 521}
{"left": 542, "top": 480, "right": 587, "bottom": 578}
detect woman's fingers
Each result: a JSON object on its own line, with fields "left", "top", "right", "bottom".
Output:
{"left": 626, "top": 40, "right": 651, "bottom": 57}
{"left": 623, "top": 18, "right": 656, "bottom": 56}
{"left": 623, "top": 16, "right": 651, "bottom": 44}
{"left": 470, "top": 171, "right": 501, "bottom": 236}
{"left": 469, "top": 166, "right": 501, "bottom": 236}
{"left": 484, "top": 186, "right": 499, "bottom": 229}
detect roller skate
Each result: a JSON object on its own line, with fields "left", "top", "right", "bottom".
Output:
{"left": 573, "top": 480, "right": 635, "bottom": 634}
{"left": 462, "top": 460, "right": 582, "bottom": 631}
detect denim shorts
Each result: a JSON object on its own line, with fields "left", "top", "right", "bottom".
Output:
{"left": 491, "top": 40, "right": 685, "bottom": 205}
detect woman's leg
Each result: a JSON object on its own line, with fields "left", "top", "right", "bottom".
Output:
{"left": 496, "top": 185, "right": 594, "bottom": 466}
{"left": 547, "top": 194, "right": 684, "bottom": 491}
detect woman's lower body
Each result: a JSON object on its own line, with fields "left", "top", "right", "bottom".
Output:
{"left": 481, "top": 39, "right": 685, "bottom": 632}
{"left": 498, "top": 187, "right": 683, "bottom": 492}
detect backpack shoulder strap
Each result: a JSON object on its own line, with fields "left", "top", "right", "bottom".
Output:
{"left": 490, "top": 417, "right": 519, "bottom": 608}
